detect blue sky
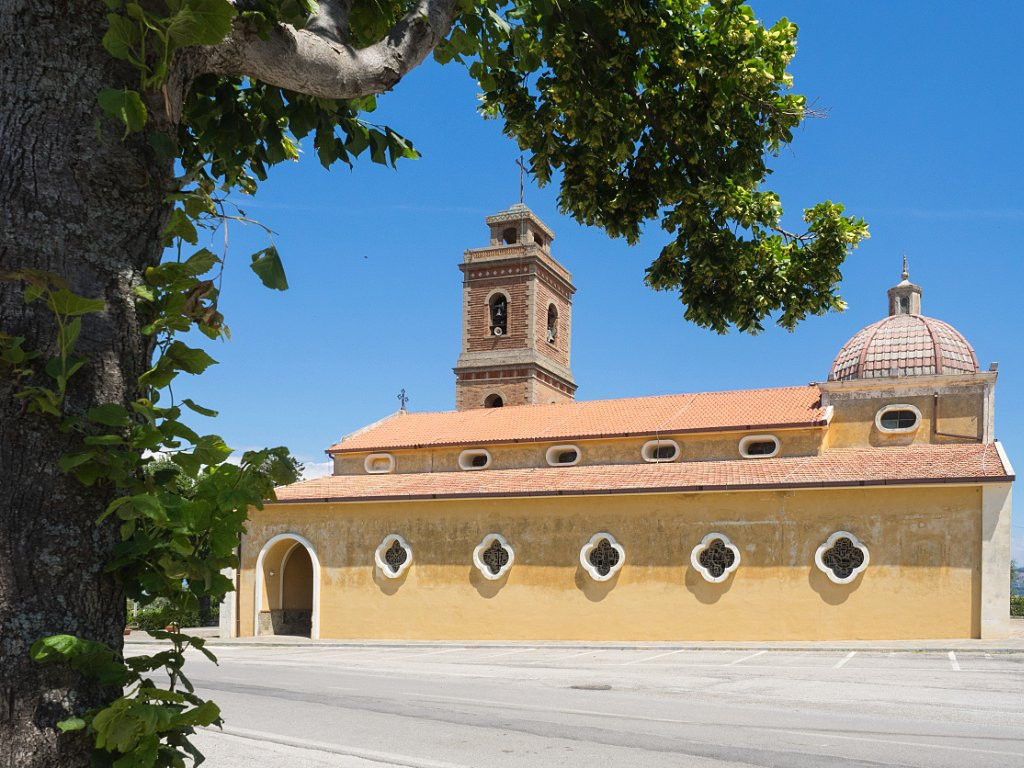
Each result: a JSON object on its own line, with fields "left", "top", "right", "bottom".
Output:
{"left": 175, "top": 2, "right": 1024, "bottom": 561}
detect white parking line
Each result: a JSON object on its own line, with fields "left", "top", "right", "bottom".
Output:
{"left": 525, "top": 649, "right": 600, "bottom": 664}
{"left": 834, "top": 652, "right": 857, "bottom": 669}
{"left": 620, "top": 649, "right": 688, "bottom": 665}
{"left": 475, "top": 647, "right": 535, "bottom": 660}
{"left": 404, "top": 647, "right": 465, "bottom": 658}
{"left": 725, "top": 650, "right": 767, "bottom": 666}
{"left": 948, "top": 651, "right": 961, "bottom": 671}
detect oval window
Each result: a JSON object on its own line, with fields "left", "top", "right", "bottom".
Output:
{"left": 875, "top": 404, "right": 921, "bottom": 433}
{"left": 545, "top": 445, "right": 581, "bottom": 466}
{"left": 364, "top": 453, "right": 395, "bottom": 474}
{"left": 458, "top": 449, "right": 492, "bottom": 471}
{"left": 738, "top": 435, "right": 779, "bottom": 459}
{"left": 642, "top": 439, "right": 679, "bottom": 463}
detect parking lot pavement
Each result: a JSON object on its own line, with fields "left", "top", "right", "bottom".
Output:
{"left": 127, "top": 641, "right": 1024, "bottom": 768}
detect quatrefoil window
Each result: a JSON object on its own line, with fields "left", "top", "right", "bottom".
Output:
{"left": 815, "top": 531, "right": 869, "bottom": 584}
{"left": 579, "top": 533, "right": 624, "bottom": 582}
{"left": 375, "top": 534, "right": 412, "bottom": 579}
{"left": 690, "top": 533, "right": 740, "bottom": 583}
{"left": 472, "top": 534, "right": 514, "bottom": 580}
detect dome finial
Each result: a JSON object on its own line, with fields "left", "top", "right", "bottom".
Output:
{"left": 901, "top": 254, "right": 909, "bottom": 281}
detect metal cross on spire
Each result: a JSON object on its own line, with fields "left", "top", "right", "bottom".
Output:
{"left": 397, "top": 388, "right": 409, "bottom": 411}
{"left": 515, "top": 155, "right": 527, "bottom": 205}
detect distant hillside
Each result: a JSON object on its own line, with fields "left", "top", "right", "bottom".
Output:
{"left": 1013, "top": 568, "right": 1024, "bottom": 597}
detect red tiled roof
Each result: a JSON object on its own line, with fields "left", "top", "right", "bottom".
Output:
{"left": 829, "top": 314, "right": 978, "bottom": 381}
{"left": 328, "top": 386, "right": 827, "bottom": 454}
{"left": 277, "top": 443, "right": 1011, "bottom": 503}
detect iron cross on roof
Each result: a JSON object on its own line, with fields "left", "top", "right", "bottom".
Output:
{"left": 397, "top": 388, "right": 409, "bottom": 411}
{"left": 516, "top": 155, "right": 527, "bottom": 205}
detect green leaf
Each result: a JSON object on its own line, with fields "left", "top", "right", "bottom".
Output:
{"left": 59, "top": 451, "right": 97, "bottom": 473}
{"left": 87, "top": 403, "right": 131, "bottom": 427}
{"left": 166, "top": 0, "right": 236, "bottom": 47}
{"left": 162, "top": 208, "right": 199, "bottom": 246}
{"left": 102, "top": 13, "right": 139, "bottom": 61}
{"left": 97, "top": 88, "right": 147, "bottom": 135}
{"left": 57, "top": 716, "right": 86, "bottom": 732}
{"left": 47, "top": 289, "right": 105, "bottom": 317}
{"left": 249, "top": 246, "right": 288, "bottom": 291}
{"left": 182, "top": 398, "right": 218, "bottom": 417}
{"left": 193, "top": 434, "right": 232, "bottom": 466}
{"left": 57, "top": 316, "right": 82, "bottom": 355}
{"left": 183, "top": 247, "right": 219, "bottom": 276}
{"left": 166, "top": 341, "right": 217, "bottom": 374}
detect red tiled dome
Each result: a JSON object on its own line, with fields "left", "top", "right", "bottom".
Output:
{"left": 828, "top": 314, "right": 978, "bottom": 381}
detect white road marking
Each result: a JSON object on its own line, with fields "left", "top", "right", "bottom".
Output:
{"left": 834, "top": 652, "right": 857, "bottom": 669}
{"left": 725, "top": 650, "right": 767, "bottom": 666}
{"left": 620, "top": 648, "right": 688, "bottom": 665}
{"left": 402, "top": 693, "right": 1024, "bottom": 758}
{"left": 524, "top": 649, "right": 600, "bottom": 664}
{"left": 474, "top": 647, "right": 535, "bottom": 660}
{"left": 212, "top": 725, "right": 474, "bottom": 768}
{"left": 948, "top": 651, "right": 961, "bottom": 671}
{"left": 403, "top": 647, "right": 465, "bottom": 658}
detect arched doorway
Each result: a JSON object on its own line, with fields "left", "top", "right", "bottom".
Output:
{"left": 254, "top": 533, "right": 321, "bottom": 639}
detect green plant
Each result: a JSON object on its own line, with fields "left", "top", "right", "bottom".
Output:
{"left": 1011, "top": 595, "right": 1024, "bottom": 617}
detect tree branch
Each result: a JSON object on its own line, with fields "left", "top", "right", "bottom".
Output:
{"left": 306, "top": 0, "right": 353, "bottom": 44}
{"left": 202, "top": 0, "right": 459, "bottom": 99}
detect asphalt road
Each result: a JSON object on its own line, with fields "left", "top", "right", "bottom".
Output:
{"left": 141, "top": 643, "right": 1024, "bottom": 767}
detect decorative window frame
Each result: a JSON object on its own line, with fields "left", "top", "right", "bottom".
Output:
{"left": 545, "top": 444, "right": 581, "bottom": 467}
{"left": 375, "top": 534, "right": 413, "bottom": 579}
{"left": 738, "top": 434, "right": 780, "bottom": 459}
{"left": 814, "top": 530, "right": 869, "bottom": 585}
{"left": 458, "top": 448, "right": 492, "bottom": 471}
{"left": 875, "top": 403, "right": 922, "bottom": 434}
{"left": 579, "top": 532, "right": 625, "bottom": 582}
{"left": 472, "top": 533, "right": 515, "bottom": 580}
{"left": 690, "top": 532, "right": 741, "bottom": 583}
{"left": 364, "top": 453, "right": 395, "bottom": 474}
{"left": 641, "top": 439, "right": 680, "bottom": 463}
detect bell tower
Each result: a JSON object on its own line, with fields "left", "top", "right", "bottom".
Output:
{"left": 454, "top": 204, "right": 577, "bottom": 410}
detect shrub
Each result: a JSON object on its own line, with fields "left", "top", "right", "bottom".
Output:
{"left": 1011, "top": 595, "right": 1024, "bottom": 617}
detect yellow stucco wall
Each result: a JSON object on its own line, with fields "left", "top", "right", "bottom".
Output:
{"left": 238, "top": 484, "right": 982, "bottom": 641}
{"left": 825, "top": 391, "right": 985, "bottom": 449}
{"left": 332, "top": 427, "right": 826, "bottom": 475}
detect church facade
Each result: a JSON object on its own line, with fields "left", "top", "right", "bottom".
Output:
{"left": 225, "top": 205, "right": 1014, "bottom": 641}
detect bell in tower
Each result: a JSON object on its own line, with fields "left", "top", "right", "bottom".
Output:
{"left": 453, "top": 204, "right": 577, "bottom": 410}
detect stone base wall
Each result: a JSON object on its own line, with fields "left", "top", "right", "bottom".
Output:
{"left": 258, "top": 609, "right": 312, "bottom": 637}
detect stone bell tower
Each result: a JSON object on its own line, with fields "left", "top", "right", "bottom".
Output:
{"left": 454, "top": 204, "right": 577, "bottom": 410}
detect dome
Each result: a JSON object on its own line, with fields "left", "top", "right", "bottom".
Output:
{"left": 829, "top": 313, "right": 978, "bottom": 381}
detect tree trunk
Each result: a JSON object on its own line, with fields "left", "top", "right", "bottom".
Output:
{"left": 0, "top": 2, "right": 175, "bottom": 765}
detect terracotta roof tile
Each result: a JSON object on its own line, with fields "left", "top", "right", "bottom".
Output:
{"left": 329, "top": 386, "right": 826, "bottom": 453}
{"left": 277, "top": 443, "right": 1010, "bottom": 503}
{"left": 829, "top": 314, "right": 978, "bottom": 381}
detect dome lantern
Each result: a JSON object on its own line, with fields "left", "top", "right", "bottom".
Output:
{"left": 886, "top": 255, "right": 922, "bottom": 316}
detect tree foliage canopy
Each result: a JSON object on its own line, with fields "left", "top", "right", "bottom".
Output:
{"left": 102, "top": 0, "right": 866, "bottom": 332}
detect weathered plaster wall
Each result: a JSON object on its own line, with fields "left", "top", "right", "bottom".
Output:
{"left": 824, "top": 387, "right": 986, "bottom": 449}
{"left": 332, "top": 428, "right": 827, "bottom": 475}
{"left": 238, "top": 485, "right": 982, "bottom": 641}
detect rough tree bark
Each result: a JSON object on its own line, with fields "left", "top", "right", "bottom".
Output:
{"left": 0, "top": 0, "right": 457, "bottom": 764}
{"left": 0, "top": 2, "right": 176, "bottom": 765}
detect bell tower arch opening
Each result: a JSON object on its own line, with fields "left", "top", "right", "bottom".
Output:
{"left": 454, "top": 204, "right": 577, "bottom": 410}
{"left": 254, "top": 533, "right": 321, "bottom": 639}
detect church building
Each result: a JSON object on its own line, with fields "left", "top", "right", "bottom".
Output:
{"left": 225, "top": 204, "right": 1014, "bottom": 641}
